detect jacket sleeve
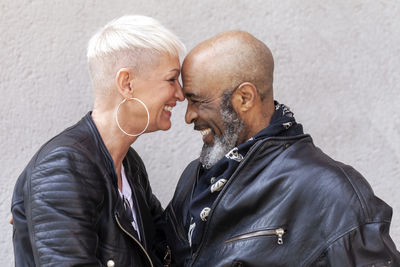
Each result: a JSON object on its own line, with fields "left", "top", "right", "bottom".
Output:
{"left": 310, "top": 221, "right": 400, "bottom": 267}
{"left": 26, "top": 147, "right": 103, "bottom": 267}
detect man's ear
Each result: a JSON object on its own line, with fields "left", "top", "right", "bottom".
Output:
{"left": 115, "top": 68, "right": 134, "bottom": 98}
{"left": 231, "top": 82, "right": 258, "bottom": 113}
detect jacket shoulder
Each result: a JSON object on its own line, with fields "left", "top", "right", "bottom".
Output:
{"left": 12, "top": 117, "right": 105, "bottom": 207}
{"left": 289, "top": 139, "right": 391, "bottom": 222}
{"left": 172, "top": 159, "right": 199, "bottom": 203}
{"left": 30, "top": 145, "right": 105, "bottom": 198}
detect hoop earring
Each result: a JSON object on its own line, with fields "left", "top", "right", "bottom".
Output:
{"left": 115, "top": 98, "right": 150, "bottom": 137}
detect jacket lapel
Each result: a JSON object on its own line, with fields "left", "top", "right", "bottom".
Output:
{"left": 123, "top": 157, "right": 155, "bottom": 250}
{"left": 114, "top": 195, "right": 140, "bottom": 241}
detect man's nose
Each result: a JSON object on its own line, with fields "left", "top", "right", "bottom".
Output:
{"left": 185, "top": 104, "right": 197, "bottom": 124}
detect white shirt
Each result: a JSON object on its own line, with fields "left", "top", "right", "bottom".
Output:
{"left": 118, "top": 164, "right": 141, "bottom": 241}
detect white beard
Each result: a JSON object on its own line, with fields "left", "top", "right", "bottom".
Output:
{"left": 199, "top": 104, "right": 244, "bottom": 169}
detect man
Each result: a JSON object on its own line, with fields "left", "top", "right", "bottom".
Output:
{"left": 163, "top": 31, "right": 400, "bottom": 266}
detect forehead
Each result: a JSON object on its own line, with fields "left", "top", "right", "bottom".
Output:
{"left": 138, "top": 53, "right": 180, "bottom": 80}
{"left": 182, "top": 73, "right": 219, "bottom": 101}
{"left": 157, "top": 53, "right": 180, "bottom": 71}
{"left": 182, "top": 57, "right": 220, "bottom": 99}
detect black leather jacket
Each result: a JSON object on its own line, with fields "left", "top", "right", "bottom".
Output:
{"left": 12, "top": 113, "right": 166, "bottom": 267}
{"left": 163, "top": 135, "right": 400, "bottom": 266}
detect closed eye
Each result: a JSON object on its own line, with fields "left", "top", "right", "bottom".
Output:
{"left": 185, "top": 93, "right": 204, "bottom": 105}
{"left": 187, "top": 96, "right": 201, "bottom": 103}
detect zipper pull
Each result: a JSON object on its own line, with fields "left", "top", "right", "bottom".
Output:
{"left": 276, "top": 228, "right": 285, "bottom": 245}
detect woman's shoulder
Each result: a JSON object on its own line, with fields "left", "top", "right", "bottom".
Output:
{"left": 14, "top": 131, "right": 106, "bottom": 207}
{"left": 33, "top": 113, "right": 104, "bottom": 166}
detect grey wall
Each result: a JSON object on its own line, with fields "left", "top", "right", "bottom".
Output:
{"left": 1, "top": 0, "right": 399, "bottom": 264}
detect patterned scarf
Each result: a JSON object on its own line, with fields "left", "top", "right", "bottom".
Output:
{"left": 187, "top": 101, "right": 304, "bottom": 251}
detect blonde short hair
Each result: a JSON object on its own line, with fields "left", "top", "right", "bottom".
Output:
{"left": 87, "top": 15, "right": 186, "bottom": 93}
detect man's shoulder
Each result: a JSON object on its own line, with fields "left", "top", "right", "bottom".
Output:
{"left": 168, "top": 159, "right": 200, "bottom": 206}
{"left": 183, "top": 159, "right": 200, "bottom": 174}
{"left": 269, "top": 137, "right": 391, "bottom": 222}
{"left": 178, "top": 159, "right": 200, "bottom": 188}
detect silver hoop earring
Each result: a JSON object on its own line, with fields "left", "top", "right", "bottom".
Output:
{"left": 115, "top": 97, "right": 150, "bottom": 137}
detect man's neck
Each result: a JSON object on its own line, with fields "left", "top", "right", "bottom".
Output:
{"left": 238, "top": 102, "right": 275, "bottom": 144}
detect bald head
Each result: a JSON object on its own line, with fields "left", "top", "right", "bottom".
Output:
{"left": 183, "top": 31, "right": 277, "bottom": 159}
{"left": 183, "top": 30, "right": 274, "bottom": 100}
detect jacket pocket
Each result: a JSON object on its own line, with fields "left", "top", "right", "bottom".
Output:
{"left": 224, "top": 227, "right": 285, "bottom": 245}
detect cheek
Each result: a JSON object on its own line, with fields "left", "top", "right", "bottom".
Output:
{"left": 146, "top": 86, "right": 171, "bottom": 106}
{"left": 199, "top": 107, "right": 224, "bottom": 133}
{"left": 199, "top": 102, "right": 221, "bottom": 119}
{"left": 160, "top": 85, "right": 176, "bottom": 100}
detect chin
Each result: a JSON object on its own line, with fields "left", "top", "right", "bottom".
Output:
{"left": 159, "top": 122, "right": 172, "bottom": 131}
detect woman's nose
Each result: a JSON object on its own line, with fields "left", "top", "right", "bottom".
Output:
{"left": 175, "top": 83, "right": 184, "bottom": 101}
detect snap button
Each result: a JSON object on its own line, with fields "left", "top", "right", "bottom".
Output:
{"left": 210, "top": 177, "right": 216, "bottom": 184}
{"left": 210, "top": 178, "right": 227, "bottom": 193}
{"left": 200, "top": 207, "right": 211, "bottom": 221}
{"left": 107, "top": 259, "right": 115, "bottom": 267}
{"left": 225, "top": 147, "right": 244, "bottom": 162}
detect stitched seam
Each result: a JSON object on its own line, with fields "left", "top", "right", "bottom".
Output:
{"left": 303, "top": 221, "right": 389, "bottom": 266}
{"left": 28, "top": 146, "right": 103, "bottom": 265}
{"left": 31, "top": 123, "right": 85, "bottom": 167}
{"left": 335, "top": 163, "right": 369, "bottom": 219}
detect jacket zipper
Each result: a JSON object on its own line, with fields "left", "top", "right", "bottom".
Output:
{"left": 224, "top": 228, "right": 285, "bottom": 245}
{"left": 115, "top": 214, "right": 154, "bottom": 267}
{"left": 129, "top": 174, "right": 147, "bottom": 248}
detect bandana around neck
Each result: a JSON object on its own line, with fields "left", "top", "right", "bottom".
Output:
{"left": 187, "top": 101, "right": 304, "bottom": 251}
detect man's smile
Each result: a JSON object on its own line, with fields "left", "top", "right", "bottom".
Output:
{"left": 195, "top": 125, "right": 215, "bottom": 144}
{"left": 200, "top": 128, "right": 211, "bottom": 136}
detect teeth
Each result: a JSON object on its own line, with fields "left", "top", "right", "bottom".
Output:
{"left": 164, "top": 105, "right": 173, "bottom": 111}
{"left": 200, "top": 128, "right": 211, "bottom": 136}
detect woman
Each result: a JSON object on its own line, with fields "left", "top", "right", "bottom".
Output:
{"left": 11, "top": 15, "right": 185, "bottom": 267}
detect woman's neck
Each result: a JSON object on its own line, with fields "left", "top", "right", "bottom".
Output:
{"left": 91, "top": 108, "right": 137, "bottom": 190}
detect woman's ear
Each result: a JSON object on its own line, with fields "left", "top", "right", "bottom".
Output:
{"left": 231, "top": 82, "right": 258, "bottom": 113}
{"left": 115, "top": 68, "right": 134, "bottom": 98}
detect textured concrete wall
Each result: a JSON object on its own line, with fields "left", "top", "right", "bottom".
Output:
{"left": 1, "top": 0, "right": 399, "bottom": 264}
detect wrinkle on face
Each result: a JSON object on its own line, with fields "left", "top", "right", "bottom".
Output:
{"left": 199, "top": 89, "right": 245, "bottom": 168}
